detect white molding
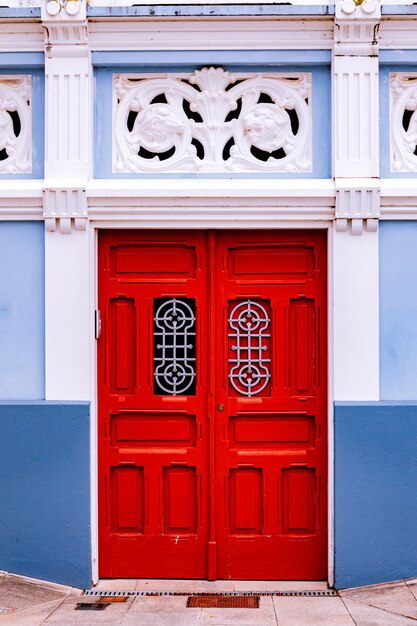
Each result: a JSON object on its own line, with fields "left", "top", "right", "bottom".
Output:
{"left": 88, "top": 17, "right": 334, "bottom": 51}
{"left": 379, "top": 17, "right": 417, "bottom": 49}
{"left": 0, "top": 23, "right": 44, "bottom": 53}
{"left": 333, "top": 228, "right": 379, "bottom": 401}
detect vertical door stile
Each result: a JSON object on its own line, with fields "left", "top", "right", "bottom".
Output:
{"left": 207, "top": 230, "right": 217, "bottom": 580}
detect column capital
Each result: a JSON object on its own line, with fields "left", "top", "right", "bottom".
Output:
{"left": 43, "top": 184, "right": 88, "bottom": 234}
{"left": 42, "top": 0, "right": 87, "bottom": 55}
{"left": 335, "top": 0, "right": 381, "bottom": 57}
{"left": 335, "top": 179, "right": 380, "bottom": 235}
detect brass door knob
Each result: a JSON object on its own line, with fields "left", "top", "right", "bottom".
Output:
{"left": 217, "top": 404, "right": 225, "bottom": 411}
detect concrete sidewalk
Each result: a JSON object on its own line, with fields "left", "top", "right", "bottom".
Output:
{"left": 0, "top": 572, "right": 416, "bottom": 625}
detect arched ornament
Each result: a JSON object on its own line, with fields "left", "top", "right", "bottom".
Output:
{"left": 391, "top": 73, "right": 417, "bottom": 172}
{"left": 0, "top": 76, "right": 31, "bottom": 174}
{"left": 113, "top": 68, "right": 312, "bottom": 173}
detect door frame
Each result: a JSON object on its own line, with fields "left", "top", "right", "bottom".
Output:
{"left": 89, "top": 221, "right": 335, "bottom": 586}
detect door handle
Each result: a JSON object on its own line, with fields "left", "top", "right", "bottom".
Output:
{"left": 217, "top": 404, "right": 225, "bottom": 411}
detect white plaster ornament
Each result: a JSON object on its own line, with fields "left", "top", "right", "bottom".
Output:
{"left": 113, "top": 68, "right": 312, "bottom": 173}
{"left": 0, "top": 76, "right": 31, "bottom": 174}
{"left": 391, "top": 73, "right": 417, "bottom": 173}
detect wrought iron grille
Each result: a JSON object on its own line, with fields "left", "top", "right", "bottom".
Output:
{"left": 228, "top": 300, "right": 271, "bottom": 397}
{"left": 154, "top": 298, "right": 196, "bottom": 395}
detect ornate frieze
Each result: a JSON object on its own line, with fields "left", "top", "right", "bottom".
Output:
{"left": 0, "top": 76, "right": 31, "bottom": 174}
{"left": 391, "top": 73, "right": 417, "bottom": 173}
{"left": 113, "top": 68, "right": 312, "bottom": 174}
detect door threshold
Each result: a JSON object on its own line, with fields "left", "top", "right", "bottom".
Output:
{"left": 92, "top": 579, "right": 330, "bottom": 594}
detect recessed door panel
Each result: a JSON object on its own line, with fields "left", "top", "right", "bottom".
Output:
{"left": 98, "top": 230, "right": 327, "bottom": 580}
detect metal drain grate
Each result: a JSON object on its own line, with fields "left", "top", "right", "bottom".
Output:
{"left": 75, "top": 602, "right": 109, "bottom": 611}
{"left": 187, "top": 594, "right": 260, "bottom": 608}
{"left": 85, "top": 589, "right": 338, "bottom": 598}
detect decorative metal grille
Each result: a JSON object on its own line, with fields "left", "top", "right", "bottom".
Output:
{"left": 228, "top": 300, "right": 271, "bottom": 397}
{"left": 154, "top": 298, "right": 196, "bottom": 395}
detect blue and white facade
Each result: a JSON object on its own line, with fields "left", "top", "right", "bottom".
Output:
{"left": 0, "top": 0, "right": 416, "bottom": 590}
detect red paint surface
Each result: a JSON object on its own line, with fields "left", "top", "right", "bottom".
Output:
{"left": 98, "top": 230, "right": 327, "bottom": 579}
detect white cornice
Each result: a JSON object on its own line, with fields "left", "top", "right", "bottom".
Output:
{"left": 0, "top": 14, "right": 416, "bottom": 52}
{"left": 88, "top": 17, "right": 334, "bottom": 51}
{"left": 0, "top": 22, "right": 43, "bottom": 52}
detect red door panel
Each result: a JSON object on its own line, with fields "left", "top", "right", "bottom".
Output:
{"left": 98, "top": 230, "right": 327, "bottom": 580}
{"left": 214, "top": 231, "right": 327, "bottom": 580}
{"left": 98, "top": 231, "right": 209, "bottom": 578}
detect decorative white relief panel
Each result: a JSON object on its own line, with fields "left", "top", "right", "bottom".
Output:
{"left": 391, "top": 73, "right": 417, "bottom": 173}
{"left": 113, "top": 68, "right": 312, "bottom": 173}
{"left": 0, "top": 76, "right": 31, "bottom": 174}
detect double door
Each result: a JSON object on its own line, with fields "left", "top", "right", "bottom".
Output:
{"left": 98, "top": 230, "right": 327, "bottom": 579}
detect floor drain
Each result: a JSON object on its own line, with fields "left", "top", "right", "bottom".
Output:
{"left": 187, "top": 595, "right": 260, "bottom": 608}
{"left": 75, "top": 602, "right": 109, "bottom": 611}
{"left": 85, "top": 589, "right": 338, "bottom": 598}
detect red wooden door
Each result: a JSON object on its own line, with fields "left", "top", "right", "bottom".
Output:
{"left": 98, "top": 230, "right": 327, "bottom": 580}
{"left": 214, "top": 231, "right": 327, "bottom": 579}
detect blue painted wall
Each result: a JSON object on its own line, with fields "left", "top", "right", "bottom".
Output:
{"left": 0, "top": 222, "right": 45, "bottom": 400}
{"left": 380, "top": 221, "right": 417, "bottom": 400}
{"left": 334, "top": 402, "right": 417, "bottom": 588}
{"left": 0, "top": 402, "right": 91, "bottom": 589}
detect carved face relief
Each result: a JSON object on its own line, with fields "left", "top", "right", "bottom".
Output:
{"left": 243, "top": 104, "right": 291, "bottom": 152}
{"left": 131, "top": 104, "right": 185, "bottom": 153}
{"left": 113, "top": 69, "right": 312, "bottom": 173}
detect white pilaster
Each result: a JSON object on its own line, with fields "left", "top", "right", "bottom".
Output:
{"left": 333, "top": 229, "right": 379, "bottom": 401}
{"left": 42, "top": 0, "right": 92, "bottom": 401}
{"left": 45, "top": 228, "right": 90, "bottom": 400}
{"left": 332, "top": 0, "right": 381, "bottom": 401}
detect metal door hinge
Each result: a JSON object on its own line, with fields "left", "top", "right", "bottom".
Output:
{"left": 95, "top": 310, "right": 102, "bottom": 339}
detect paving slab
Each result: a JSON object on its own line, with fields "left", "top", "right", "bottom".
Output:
{"left": 341, "top": 581, "right": 417, "bottom": 619}
{"left": 121, "top": 610, "right": 203, "bottom": 626}
{"left": 44, "top": 599, "right": 130, "bottom": 624}
{"left": 0, "top": 599, "right": 63, "bottom": 626}
{"left": 273, "top": 596, "right": 355, "bottom": 626}
{"left": 128, "top": 595, "right": 200, "bottom": 612}
{"left": 342, "top": 599, "right": 417, "bottom": 626}
{"left": 199, "top": 596, "right": 276, "bottom": 625}
{"left": 0, "top": 574, "right": 68, "bottom": 613}
{"left": 405, "top": 579, "right": 417, "bottom": 602}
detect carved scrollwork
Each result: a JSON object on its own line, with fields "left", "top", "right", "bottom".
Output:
{"left": 0, "top": 76, "right": 31, "bottom": 174}
{"left": 113, "top": 68, "right": 312, "bottom": 173}
{"left": 391, "top": 73, "right": 417, "bottom": 172}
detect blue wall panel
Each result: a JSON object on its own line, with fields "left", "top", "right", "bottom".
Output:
{"left": 380, "top": 221, "right": 417, "bottom": 400}
{"left": 0, "top": 222, "right": 44, "bottom": 399}
{"left": 334, "top": 402, "right": 417, "bottom": 589}
{"left": 0, "top": 402, "right": 91, "bottom": 589}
